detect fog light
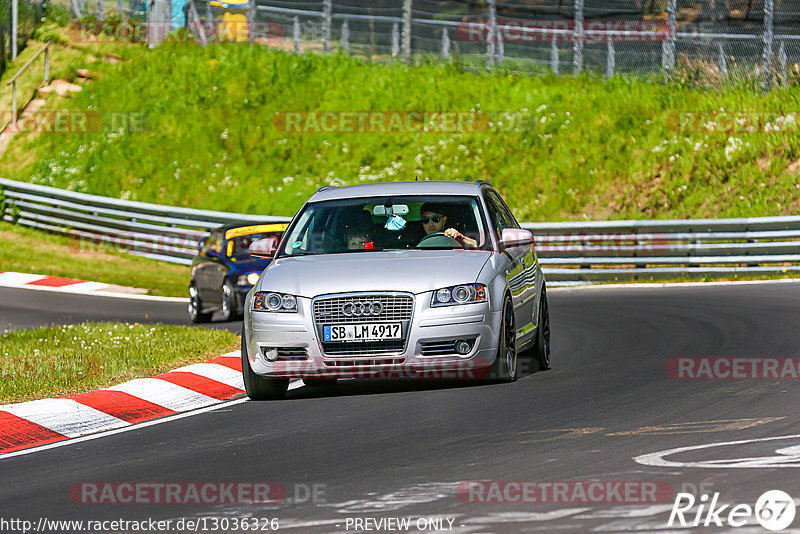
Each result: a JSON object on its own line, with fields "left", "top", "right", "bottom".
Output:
{"left": 455, "top": 340, "right": 472, "bottom": 355}
{"left": 262, "top": 347, "right": 279, "bottom": 362}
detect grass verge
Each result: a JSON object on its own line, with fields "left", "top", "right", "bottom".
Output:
{"left": 1, "top": 43, "right": 800, "bottom": 220}
{"left": 0, "top": 221, "right": 189, "bottom": 297}
{"left": 0, "top": 322, "right": 239, "bottom": 403}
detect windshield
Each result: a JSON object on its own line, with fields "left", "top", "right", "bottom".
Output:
{"left": 278, "top": 196, "right": 492, "bottom": 257}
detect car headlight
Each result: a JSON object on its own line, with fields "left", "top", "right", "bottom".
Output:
{"left": 238, "top": 273, "right": 262, "bottom": 286}
{"left": 431, "top": 284, "right": 488, "bottom": 307}
{"left": 252, "top": 291, "right": 298, "bottom": 313}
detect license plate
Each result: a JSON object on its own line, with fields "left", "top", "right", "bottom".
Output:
{"left": 323, "top": 323, "right": 402, "bottom": 342}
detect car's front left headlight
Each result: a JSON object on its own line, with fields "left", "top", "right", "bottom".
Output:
{"left": 252, "top": 291, "right": 298, "bottom": 313}
{"left": 431, "top": 283, "right": 488, "bottom": 307}
{"left": 238, "top": 273, "right": 262, "bottom": 286}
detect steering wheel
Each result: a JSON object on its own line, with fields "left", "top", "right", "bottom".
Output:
{"left": 416, "top": 232, "right": 462, "bottom": 248}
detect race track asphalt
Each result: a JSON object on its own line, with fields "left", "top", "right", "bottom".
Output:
{"left": 2, "top": 282, "right": 800, "bottom": 533}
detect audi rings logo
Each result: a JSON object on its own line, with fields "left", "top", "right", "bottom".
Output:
{"left": 342, "top": 301, "right": 383, "bottom": 317}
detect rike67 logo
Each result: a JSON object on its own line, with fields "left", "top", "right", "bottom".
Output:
{"left": 668, "top": 490, "right": 796, "bottom": 531}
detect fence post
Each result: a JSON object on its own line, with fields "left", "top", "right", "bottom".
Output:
{"left": 441, "top": 28, "right": 449, "bottom": 60}
{"left": 573, "top": 0, "right": 583, "bottom": 74}
{"left": 11, "top": 81, "right": 17, "bottom": 130}
{"left": 486, "top": 0, "right": 496, "bottom": 70}
{"left": 98, "top": 0, "right": 104, "bottom": 21}
{"left": 11, "top": 0, "right": 18, "bottom": 61}
{"left": 778, "top": 40, "right": 787, "bottom": 84}
{"left": 762, "top": 0, "right": 774, "bottom": 91}
{"left": 391, "top": 22, "right": 399, "bottom": 58}
{"left": 718, "top": 41, "right": 727, "bottom": 76}
{"left": 550, "top": 34, "right": 559, "bottom": 74}
{"left": 497, "top": 28, "right": 503, "bottom": 65}
{"left": 401, "top": 0, "right": 411, "bottom": 62}
{"left": 341, "top": 19, "right": 349, "bottom": 53}
{"left": 118, "top": 0, "right": 123, "bottom": 18}
{"left": 293, "top": 16, "right": 300, "bottom": 54}
{"left": 248, "top": 0, "right": 255, "bottom": 43}
{"left": 70, "top": 0, "right": 81, "bottom": 18}
{"left": 206, "top": 1, "right": 212, "bottom": 23}
{"left": 662, "top": 0, "right": 676, "bottom": 70}
{"left": 606, "top": 35, "right": 614, "bottom": 78}
{"left": 44, "top": 46, "right": 50, "bottom": 84}
{"left": 322, "top": 0, "right": 331, "bottom": 52}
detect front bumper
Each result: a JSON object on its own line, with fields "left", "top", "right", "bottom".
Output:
{"left": 244, "top": 293, "right": 501, "bottom": 380}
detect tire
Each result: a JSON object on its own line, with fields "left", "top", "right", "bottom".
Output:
{"left": 221, "top": 279, "right": 240, "bottom": 322}
{"left": 490, "top": 295, "right": 518, "bottom": 382}
{"left": 188, "top": 284, "right": 212, "bottom": 324}
{"left": 241, "top": 327, "right": 289, "bottom": 400}
{"left": 532, "top": 287, "right": 551, "bottom": 371}
{"left": 303, "top": 378, "right": 337, "bottom": 388}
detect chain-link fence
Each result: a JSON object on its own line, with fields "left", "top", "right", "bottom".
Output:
{"left": 175, "top": 0, "right": 800, "bottom": 87}
{"left": 1, "top": 0, "right": 44, "bottom": 77}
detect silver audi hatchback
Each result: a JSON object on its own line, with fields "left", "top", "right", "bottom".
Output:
{"left": 241, "top": 180, "right": 550, "bottom": 400}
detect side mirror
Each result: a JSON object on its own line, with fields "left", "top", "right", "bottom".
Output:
{"left": 500, "top": 228, "right": 534, "bottom": 250}
{"left": 249, "top": 237, "right": 278, "bottom": 259}
{"left": 197, "top": 237, "right": 208, "bottom": 252}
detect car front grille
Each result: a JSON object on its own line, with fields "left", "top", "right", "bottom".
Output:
{"left": 420, "top": 340, "right": 458, "bottom": 356}
{"left": 314, "top": 293, "right": 414, "bottom": 357}
{"left": 276, "top": 347, "right": 308, "bottom": 359}
{"left": 323, "top": 358, "right": 406, "bottom": 368}
{"left": 313, "top": 294, "right": 413, "bottom": 324}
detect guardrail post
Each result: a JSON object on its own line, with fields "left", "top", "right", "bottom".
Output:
{"left": 441, "top": 28, "right": 449, "bottom": 60}
{"left": 341, "top": 19, "right": 349, "bottom": 53}
{"left": 11, "top": 0, "right": 18, "bottom": 61}
{"left": 606, "top": 35, "right": 614, "bottom": 78}
{"left": 573, "top": 0, "right": 583, "bottom": 74}
{"left": 391, "top": 22, "right": 399, "bottom": 58}
{"left": 322, "top": 0, "right": 331, "bottom": 52}
{"left": 762, "top": 0, "right": 774, "bottom": 91}
{"left": 293, "top": 16, "right": 301, "bottom": 54}
{"left": 662, "top": 0, "right": 676, "bottom": 71}
{"left": 401, "top": 0, "right": 411, "bottom": 62}
{"left": 550, "top": 34, "right": 559, "bottom": 74}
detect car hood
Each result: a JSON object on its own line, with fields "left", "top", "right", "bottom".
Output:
{"left": 227, "top": 257, "right": 272, "bottom": 273}
{"left": 260, "top": 250, "right": 493, "bottom": 298}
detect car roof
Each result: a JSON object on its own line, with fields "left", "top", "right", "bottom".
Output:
{"left": 213, "top": 222, "right": 289, "bottom": 234}
{"left": 308, "top": 180, "right": 490, "bottom": 202}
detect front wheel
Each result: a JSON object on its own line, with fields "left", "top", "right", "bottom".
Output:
{"left": 490, "top": 295, "right": 518, "bottom": 382}
{"left": 221, "top": 279, "right": 240, "bottom": 322}
{"left": 532, "top": 288, "right": 551, "bottom": 370}
{"left": 241, "top": 328, "right": 289, "bottom": 400}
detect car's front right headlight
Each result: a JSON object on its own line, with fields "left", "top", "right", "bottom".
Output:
{"left": 431, "top": 283, "right": 488, "bottom": 307}
{"left": 252, "top": 291, "right": 298, "bottom": 313}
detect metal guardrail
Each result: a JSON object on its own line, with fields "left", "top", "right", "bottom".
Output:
{"left": 0, "top": 178, "right": 290, "bottom": 265}
{"left": 1, "top": 177, "right": 799, "bottom": 283}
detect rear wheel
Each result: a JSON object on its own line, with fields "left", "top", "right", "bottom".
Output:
{"left": 241, "top": 328, "right": 289, "bottom": 400}
{"left": 532, "top": 287, "right": 551, "bottom": 370}
{"left": 490, "top": 295, "right": 518, "bottom": 382}
{"left": 221, "top": 279, "right": 240, "bottom": 322}
{"left": 188, "top": 285, "right": 212, "bottom": 324}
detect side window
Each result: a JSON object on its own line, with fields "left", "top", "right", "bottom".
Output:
{"left": 488, "top": 191, "right": 519, "bottom": 230}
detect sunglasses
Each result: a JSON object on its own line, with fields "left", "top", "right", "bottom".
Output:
{"left": 421, "top": 215, "right": 444, "bottom": 224}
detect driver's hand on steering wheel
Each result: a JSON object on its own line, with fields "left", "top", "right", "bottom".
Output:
{"left": 444, "top": 228, "right": 478, "bottom": 249}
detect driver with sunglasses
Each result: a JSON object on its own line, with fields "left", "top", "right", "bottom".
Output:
{"left": 419, "top": 202, "right": 478, "bottom": 249}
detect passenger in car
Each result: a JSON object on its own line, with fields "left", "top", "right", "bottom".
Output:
{"left": 419, "top": 202, "right": 478, "bottom": 249}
